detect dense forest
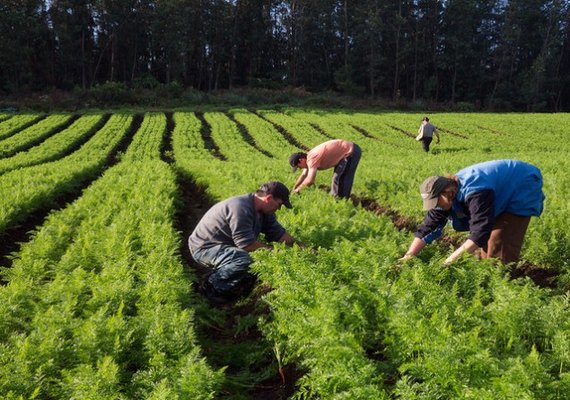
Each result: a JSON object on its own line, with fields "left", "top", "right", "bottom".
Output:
{"left": 1, "top": 0, "right": 569, "bottom": 111}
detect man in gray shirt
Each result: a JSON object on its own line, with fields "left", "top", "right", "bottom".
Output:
{"left": 189, "top": 181, "right": 297, "bottom": 304}
{"left": 417, "top": 116, "right": 440, "bottom": 152}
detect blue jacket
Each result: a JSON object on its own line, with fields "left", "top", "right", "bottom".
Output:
{"left": 415, "top": 160, "right": 544, "bottom": 247}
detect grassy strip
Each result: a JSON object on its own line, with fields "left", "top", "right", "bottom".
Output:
{"left": 0, "top": 114, "right": 74, "bottom": 158}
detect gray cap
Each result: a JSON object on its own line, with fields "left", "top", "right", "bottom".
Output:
{"left": 419, "top": 176, "right": 452, "bottom": 210}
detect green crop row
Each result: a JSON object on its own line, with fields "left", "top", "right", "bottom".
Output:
{"left": 275, "top": 110, "right": 570, "bottom": 270}
{"left": 0, "top": 114, "right": 106, "bottom": 176}
{"left": 0, "top": 114, "right": 73, "bottom": 158}
{"left": 229, "top": 108, "right": 300, "bottom": 156}
{"left": 0, "top": 114, "right": 132, "bottom": 234}
{"left": 0, "top": 109, "right": 568, "bottom": 399}
{"left": 0, "top": 113, "right": 220, "bottom": 399}
{"left": 0, "top": 114, "right": 44, "bottom": 141}
{"left": 122, "top": 112, "right": 165, "bottom": 161}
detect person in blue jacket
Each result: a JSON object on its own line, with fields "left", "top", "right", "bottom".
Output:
{"left": 400, "top": 160, "right": 545, "bottom": 265}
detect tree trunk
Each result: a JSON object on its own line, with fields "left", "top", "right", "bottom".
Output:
{"left": 344, "top": 0, "right": 349, "bottom": 67}
{"left": 110, "top": 32, "right": 115, "bottom": 81}
{"left": 392, "top": 1, "right": 402, "bottom": 100}
{"left": 412, "top": 28, "right": 418, "bottom": 102}
{"left": 81, "top": 29, "right": 86, "bottom": 89}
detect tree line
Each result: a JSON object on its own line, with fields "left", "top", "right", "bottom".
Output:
{"left": 1, "top": 0, "right": 569, "bottom": 111}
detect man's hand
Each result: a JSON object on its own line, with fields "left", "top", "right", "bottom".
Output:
{"left": 443, "top": 240, "right": 479, "bottom": 267}
{"left": 398, "top": 253, "right": 414, "bottom": 262}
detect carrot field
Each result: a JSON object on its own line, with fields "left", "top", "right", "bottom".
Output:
{"left": 1, "top": 109, "right": 570, "bottom": 399}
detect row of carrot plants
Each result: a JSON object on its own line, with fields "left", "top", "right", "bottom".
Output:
{"left": 0, "top": 114, "right": 106, "bottom": 176}
{"left": 275, "top": 109, "right": 570, "bottom": 272}
{"left": 0, "top": 114, "right": 73, "bottom": 158}
{"left": 0, "top": 114, "right": 132, "bottom": 235}
{"left": 0, "top": 113, "right": 219, "bottom": 398}
{"left": 0, "top": 114, "right": 44, "bottom": 141}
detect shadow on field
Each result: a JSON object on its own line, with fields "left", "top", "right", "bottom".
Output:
{"left": 431, "top": 147, "right": 469, "bottom": 154}
{"left": 165, "top": 112, "right": 302, "bottom": 400}
{"left": 172, "top": 173, "right": 302, "bottom": 399}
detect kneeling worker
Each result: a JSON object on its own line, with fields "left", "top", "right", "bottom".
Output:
{"left": 189, "top": 181, "right": 298, "bottom": 304}
{"left": 400, "top": 159, "right": 545, "bottom": 266}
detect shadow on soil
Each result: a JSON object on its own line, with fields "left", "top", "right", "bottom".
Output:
{"left": 165, "top": 112, "right": 302, "bottom": 399}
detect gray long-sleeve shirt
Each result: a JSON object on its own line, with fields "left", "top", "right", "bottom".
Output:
{"left": 188, "top": 193, "right": 286, "bottom": 252}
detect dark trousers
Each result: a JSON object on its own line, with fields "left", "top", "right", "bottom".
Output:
{"left": 191, "top": 245, "right": 256, "bottom": 297}
{"left": 421, "top": 137, "right": 433, "bottom": 152}
{"left": 331, "top": 143, "right": 362, "bottom": 198}
{"left": 480, "top": 213, "right": 531, "bottom": 264}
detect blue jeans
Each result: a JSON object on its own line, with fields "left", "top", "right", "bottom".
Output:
{"left": 191, "top": 245, "right": 255, "bottom": 296}
{"left": 331, "top": 143, "right": 362, "bottom": 198}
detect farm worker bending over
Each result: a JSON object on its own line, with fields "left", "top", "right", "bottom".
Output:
{"left": 416, "top": 116, "right": 440, "bottom": 153}
{"left": 189, "top": 181, "right": 298, "bottom": 305}
{"left": 400, "top": 159, "right": 544, "bottom": 266}
{"left": 289, "top": 139, "right": 362, "bottom": 199}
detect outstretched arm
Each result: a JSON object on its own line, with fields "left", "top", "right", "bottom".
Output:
{"left": 443, "top": 239, "right": 479, "bottom": 266}
{"left": 399, "top": 237, "right": 426, "bottom": 261}
{"left": 293, "top": 168, "right": 317, "bottom": 193}
{"left": 278, "top": 232, "right": 298, "bottom": 247}
{"left": 243, "top": 240, "right": 273, "bottom": 252}
{"left": 292, "top": 169, "right": 308, "bottom": 191}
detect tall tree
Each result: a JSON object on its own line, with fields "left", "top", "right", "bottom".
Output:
{"left": 438, "top": 0, "right": 495, "bottom": 104}
{"left": 48, "top": 0, "right": 96, "bottom": 89}
{"left": 0, "top": 0, "right": 52, "bottom": 92}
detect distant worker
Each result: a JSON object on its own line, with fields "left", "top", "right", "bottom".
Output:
{"left": 416, "top": 116, "right": 440, "bottom": 152}
{"left": 189, "top": 181, "right": 298, "bottom": 304}
{"left": 289, "top": 139, "right": 362, "bottom": 199}
{"left": 400, "top": 160, "right": 544, "bottom": 266}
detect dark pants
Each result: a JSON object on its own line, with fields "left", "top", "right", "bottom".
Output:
{"left": 191, "top": 244, "right": 256, "bottom": 297}
{"left": 421, "top": 137, "right": 433, "bottom": 152}
{"left": 331, "top": 143, "right": 362, "bottom": 198}
{"left": 480, "top": 213, "right": 531, "bottom": 264}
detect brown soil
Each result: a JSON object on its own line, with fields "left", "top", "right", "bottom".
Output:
{"left": 437, "top": 126, "right": 468, "bottom": 139}
{"left": 249, "top": 109, "right": 310, "bottom": 151}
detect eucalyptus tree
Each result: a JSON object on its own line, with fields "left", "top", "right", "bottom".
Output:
{"left": 438, "top": 0, "right": 496, "bottom": 104}
{"left": 280, "top": 0, "right": 345, "bottom": 89}
{"left": 0, "top": 0, "right": 52, "bottom": 91}
{"left": 91, "top": 0, "right": 148, "bottom": 84}
{"left": 226, "top": 0, "right": 284, "bottom": 87}
{"left": 409, "top": 0, "right": 442, "bottom": 102}
{"left": 350, "top": 0, "right": 385, "bottom": 97}
{"left": 47, "top": 0, "right": 97, "bottom": 89}
{"left": 488, "top": 0, "right": 551, "bottom": 109}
